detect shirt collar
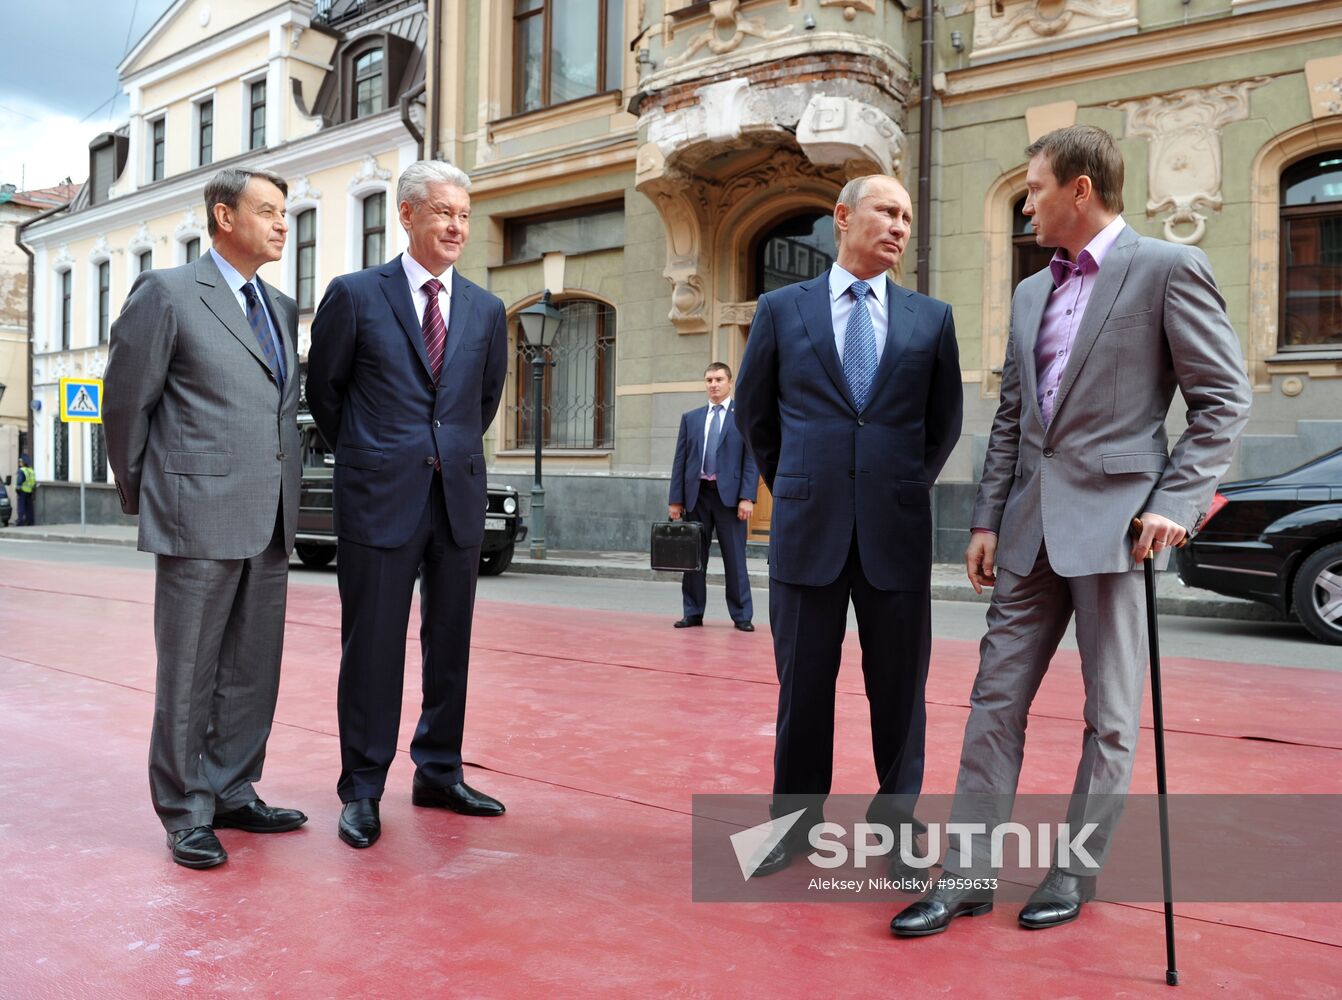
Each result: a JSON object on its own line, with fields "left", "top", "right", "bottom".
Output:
{"left": 830, "top": 264, "right": 888, "bottom": 306}
{"left": 402, "top": 251, "right": 454, "bottom": 293}
{"left": 708, "top": 396, "right": 732, "bottom": 412}
{"left": 1049, "top": 215, "right": 1126, "bottom": 287}
{"left": 210, "top": 247, "right": 257, "bottom": 297}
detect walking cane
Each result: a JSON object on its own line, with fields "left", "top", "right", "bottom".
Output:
{"left": 1131, "top": 517, "right": 1180, "bottom": 987}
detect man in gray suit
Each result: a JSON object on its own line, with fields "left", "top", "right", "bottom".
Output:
{"left": 892, "top": 126, "right": 1250, "bottom": 936}
{"left": 104, "top": 168, "right": 307, "bottom": 869}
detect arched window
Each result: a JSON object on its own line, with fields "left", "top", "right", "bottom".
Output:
{"left": 751, "top": 212, "right": 836, "bottom": 298}
{"left": 1013, "top": 195, "right": 1053, "bottom": 285}
{"left": 513, "top": 297, "right": 615, "bottom": 449}
{"left": 354, "top": 49, "right": 384, "bottom": 118}
{"left": 1280, "top": 151, "right": 1342, "bottom": 351}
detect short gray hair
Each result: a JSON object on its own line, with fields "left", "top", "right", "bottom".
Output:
{"left": 833, "top": 175, "right": 878, "bottom": 245}
{"left": 204, "top": 168, "right": 288, "bottom": 237}
{"left": 397, "top": 160, "right": 472, "bottom": 207}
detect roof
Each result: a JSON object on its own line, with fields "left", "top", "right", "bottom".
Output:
{"left": 0, "top": 182, "right": 80, "bottom": 209}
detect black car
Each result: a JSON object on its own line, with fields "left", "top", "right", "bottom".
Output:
{"left": 1175, "top": 447, "right": 1342, "bottom": 645}
{"left": 0, "top": 478, "right": 11, "bottom": 527}
{"left": 294, "top": 414, "right": 527, "bottom": 575}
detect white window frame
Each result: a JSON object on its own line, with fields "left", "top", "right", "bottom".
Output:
{"left": 88, "top": 255, "right": 112, "bottom": 348}
{"left": 145, "top": 111, "right": 167, "bottom": 184}
{"left": 284, "top": 199, "right": 321, "bottom": 312}
{"left": 241, "top": 70, "right": 269, "bottom": 152}
{"left": 191, "top": 89, "right": 217, "bottom": 170}
{"left": 347, "top": 182, "right": 391, "bottom": 273}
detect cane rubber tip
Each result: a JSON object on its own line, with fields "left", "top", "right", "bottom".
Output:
{"left": 1166, "top": 970, "right": 1180, "bottom": 986}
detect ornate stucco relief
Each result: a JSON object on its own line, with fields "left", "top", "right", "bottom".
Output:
{"left": 1113, "top": 79, "right": 1268, "bottom": 246}
{"left": 797, "top": 95, "right": 904, "bottom": 177}
{"left": 665, "top": 0, "right": 794, "bottom": 69}
{"left": 972, "top": 0, "right": 1137, "bottom": 63}
{"left": 1304, "top": 55, "right": 1342, "bottom": 119}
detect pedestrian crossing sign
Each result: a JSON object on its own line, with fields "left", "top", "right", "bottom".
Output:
{"left": 60, "top": 377, "right": 103, "bottom": 423}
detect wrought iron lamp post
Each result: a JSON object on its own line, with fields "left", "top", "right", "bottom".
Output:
{"left": 516, "top": 290, "right": 562, "bottom": 560}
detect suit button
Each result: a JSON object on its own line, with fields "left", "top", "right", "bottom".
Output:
{"left": 1043, "top": 447, "right": 1055, "bottom": 458}
{"left": 276, "top": 452, "right": 285, "bottom": 460}
{"left": 848, "top": 470, "right": 856, "bottom": 479}
{"left": 425, "top": 457, "right": 436, "bottom": 466}
{"left": 433, "top": 420, "right": 441, "bottom": 428}
{"left": 857, "top": 418, "right": 866, "bottom": 426}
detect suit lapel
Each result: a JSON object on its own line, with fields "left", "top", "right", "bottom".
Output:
{"left": 863, "top": 277, "right": 917, "bottom": 407}
{"left": 797, "top": 271, "right": 858, "bottom": 412}
{"left": 260, "top": 278, "right": 299, "bottom": 407}
{"left": 195, "top": 253, "right": 272, "bottom": 372}
{"left": 690, "top": 404, "right": 707, "bottom": 470}
{"left": 441, "top": 269, "right": 474, "bottom": 376}
{"left": 1048, "top": 226, "right": 1138, "bottom": 427}
{"left": 379, "top": 255, "right": 433, "bottom": 380}
{"left": 1015, "top": 270, "right": 1051, "bottom": 431}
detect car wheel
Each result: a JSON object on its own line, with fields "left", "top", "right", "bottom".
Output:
{"left": 1292, "top": 541, "right": 1342, "bottom": 645}
{"left": 479, "top": 544, "right": 514, "bottom": 576}
{"left": 295, "top": 543, "right": 336, "bottom": 568}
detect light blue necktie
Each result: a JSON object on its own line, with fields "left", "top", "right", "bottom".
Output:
{"left": 842, "top": 279, "right": 878, "bottom": 409}
{"left": 703, "top": 404, "right": 723, "bottom": 478}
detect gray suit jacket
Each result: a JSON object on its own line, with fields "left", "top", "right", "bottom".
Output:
{"left": 972, "top": 225, "right": 1251, "bottom": 578}
{"left": 103, "top": 251, "right": 301, "bottom": 559}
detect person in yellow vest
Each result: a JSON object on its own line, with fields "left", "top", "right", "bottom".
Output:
{"left": 15, "top": 454, "right": 36, "bottom": 526}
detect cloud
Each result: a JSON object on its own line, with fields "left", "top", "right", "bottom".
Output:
{"left": 0, "top": 96, "right": 119, "bottom": 191}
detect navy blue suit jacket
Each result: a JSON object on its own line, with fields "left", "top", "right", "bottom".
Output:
{"left": 735, "top": 270, "right": 963, "bottom": 591}
{"left": 305, "top": 256, "right": 508, "bottom": 550}
{"left": 669, "top": 401, "right": 759, "bottom": 510}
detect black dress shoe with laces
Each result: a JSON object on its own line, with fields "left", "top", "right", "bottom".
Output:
{"left": 1018, "top": 866, "right": 1096, "bottom": 929}
{"left": 213, "top": 799, "right": 308, "bottom": 833}
{"left": 168, "top": 826, "right": 228, "bottom": 869}
{"left": 338, "top": 799, "right": 381, "bottom": 849}
{"left": 750, "top": 840, "right": 792, "bottom": 878}
{"left": 673, "top": 616, "right": 704, "bottom": 629}
{"left": 411, "top": 776, "right": 505, "bottom": 816}
{"left": 890, "top": 875, "right": 994, "bottom": 937}
{"left": 733, "top": 621, "right": 755, "bottom": 632}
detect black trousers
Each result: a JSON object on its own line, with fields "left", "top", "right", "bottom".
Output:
{"left": 335, "top": 475, "right": 481, "bottom": 802}
{"left": 769, "top": 533, "right": 931, "bottom": 832}
{"left": 681, "top": 480, "right": 753, "bottom": 623}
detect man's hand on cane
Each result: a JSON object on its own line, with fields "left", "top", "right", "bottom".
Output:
{"left": 1131, "top": 512, "right": 1187, "bottom": 565}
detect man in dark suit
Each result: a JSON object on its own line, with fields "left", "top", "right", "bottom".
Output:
{"left": 306, "top": 160, "right": 508, "bottom": 850}
{"left": 668, "top": 362, "right": 758, "bottom": 631}
{"left": 735, "top": 174, "right": 963, "bottom": 876}
{"left": 103, "top": 168, "right": 307, "bottom": 869}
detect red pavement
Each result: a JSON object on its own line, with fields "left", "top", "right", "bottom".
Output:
{"left": 1, "top": 556, "right": 1339, "bottom": 998}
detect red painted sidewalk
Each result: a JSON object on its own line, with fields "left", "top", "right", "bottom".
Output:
{"left": 1, "top": 557, "right": 1339, "bottom": 998}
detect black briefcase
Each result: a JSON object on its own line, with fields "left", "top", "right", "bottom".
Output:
{"left": 650, "top": 520, "right": 705, "bottom": 572}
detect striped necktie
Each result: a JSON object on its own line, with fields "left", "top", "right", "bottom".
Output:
{"left": 422, "top": 277, "right": 447, "bottom": 382}
{"left": 241, "top": 282, "right": 284, "bottom": 386}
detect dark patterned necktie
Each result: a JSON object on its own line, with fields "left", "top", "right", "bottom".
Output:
{"left": 422, "top": 277, "right": 447, "bottom": 382}
{"left": 842, "top": 279, "right": 878, "bottom": 409}
{"left": 241, "top": 282, "right": 284, "bottom": 386}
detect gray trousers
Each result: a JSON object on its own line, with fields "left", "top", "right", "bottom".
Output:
{"left": 944, "top": 542, "right": 1147, "bottom": 877}
{"left": 148, "top": 515, "right": 290, "bottom": 833}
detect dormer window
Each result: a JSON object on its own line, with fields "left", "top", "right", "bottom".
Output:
{"left": 354, "top": 48, "right": 384, "bottom": 118}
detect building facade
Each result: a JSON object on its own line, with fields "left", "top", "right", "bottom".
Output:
{"left": 20, "top": 0, "right": 1342, "bottom": 554}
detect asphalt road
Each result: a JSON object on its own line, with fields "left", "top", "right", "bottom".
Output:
{"left": 1, "top": 536, "right": 1334, "bottom": 672}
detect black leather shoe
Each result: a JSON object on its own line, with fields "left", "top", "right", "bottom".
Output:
{"left": 213, "top": 799, "right": 308, "bottom": 833}
{"left": 890, "top": 875, "right": 994, "bottom": 937}
{"left": 750, "top": 840, "right": 792, "bottom": 878}
{"left": 1018, "top": 866, "right": 1096, "bottom": 929}
{"left": 734, "top": 621, "right": 755, "bottom": 632}
{"left": 411, "top": 776, "right": 505, "bottom": 816}
{"left": 673, "top": 616, "right": 704, "bottom": 628}
{"left": 888, "top": 833, "right": 937, "bottom": 889}
{"left": 168, "top": 826, "right": 228, "bottom": 869}
{"left": 338, "top": 799, "right": 381, "bottom": 849}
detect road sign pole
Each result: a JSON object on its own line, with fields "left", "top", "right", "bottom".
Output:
{"left": 80, "top": 423, "right": 87, "bottom": 530}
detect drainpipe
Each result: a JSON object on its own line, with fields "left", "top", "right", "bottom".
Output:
{"left": 15, "top": 201, "right": 71, "bottom": 464}
{"left": 916, "top": 0, "right": 934, "bottom": 296}
{"left": 425, "top": 0, "right": 442, "bottom": 160}
{"left": 400, "top": 80, "right": 427, "bottom": 159}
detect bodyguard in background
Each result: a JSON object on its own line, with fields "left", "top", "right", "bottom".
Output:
{"left": 668, "top": 362, "right": 758, "bottom": 632}
{"left": 103, "top": 168, "right": 306, "bottom": 869}
{"left": 306, "top": 161, "right": 509, "bottom": 850}
{"left": 735, "top": 174, "right": 963, "bottom": 876}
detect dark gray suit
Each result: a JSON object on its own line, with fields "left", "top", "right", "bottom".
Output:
{"left": 946, "top": 225, "right": 1250, "bottom": 876}
{"left": 104, "top": 250, "right": 300, "bottom": 833}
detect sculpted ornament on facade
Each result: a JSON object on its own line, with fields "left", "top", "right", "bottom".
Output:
{"left": 175, "top": 208, "right": 204, "bottom": 238}
{"left": 289, "top": 175, "right": 322, "bottom": 202}
{"left": 664, "top": 0, "right": 794, "bottom": 69}
{"left": 972, "top": 0, "right": 1137, "bottom": 61}
{"left": 1114, "top": 79, "right": 1268, "bottom": 245}
{"left": 348, "top": 154, "right": 392, "bottom": 191}
{"left": 797, "top": 96, "right": 904, "bottom": 177}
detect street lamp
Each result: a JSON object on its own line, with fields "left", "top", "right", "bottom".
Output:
{"left": 516, "top": 290, "right": 562, "bottom": 560}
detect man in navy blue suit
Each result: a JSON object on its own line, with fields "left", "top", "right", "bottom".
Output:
{"left": 735, "top": 174, "right": 963, "bottom": 875}
{"left": 668, "top": 362, "right": 759, "bottom": 632}
{"left": 306, "top": 161, "right": 509, "bottom": 850}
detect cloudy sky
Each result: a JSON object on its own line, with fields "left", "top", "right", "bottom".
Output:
{"left": 0, "top": 0, "right": 176, "bottom": 191}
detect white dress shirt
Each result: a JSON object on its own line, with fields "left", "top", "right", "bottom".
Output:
{"left": 829, "top": 263, "right": 889, "bottom": 362}
{"left": 701, "top": 396, "right": 732, "bottom": 480}
{"left": 401, "top": 251, "right": 453, "bottom": 331}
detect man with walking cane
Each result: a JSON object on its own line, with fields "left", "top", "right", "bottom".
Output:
{"left": 891, "top": 125, "right": 1250, "bottom": 940}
